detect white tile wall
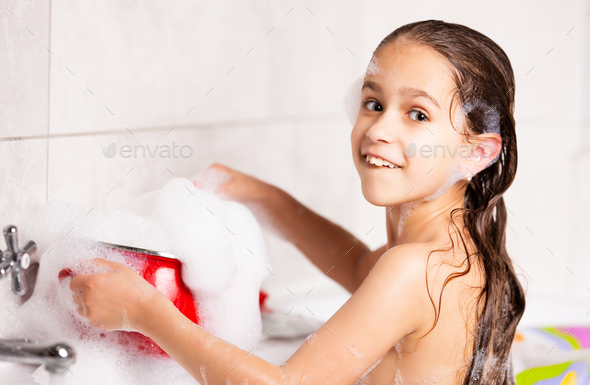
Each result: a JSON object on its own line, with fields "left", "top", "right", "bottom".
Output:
{"left": 0, "top": 139, "right": 47, "bottom": 225}
{"left": 572, "top": 152, "right": 590, "bottom": 300}
{"left": 0, "top": 0, "right": 49, "bottom": 137}
{"left": 504, "top": 125, "right": 577, "bottom": 301}
{"left": 1, "top": 0, "right": 589, "bottom": 324}
{"left": 48, "top": 0, "right": 273, "bottom": 135}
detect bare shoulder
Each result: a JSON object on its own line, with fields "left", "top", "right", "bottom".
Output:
{"left": 356, "top": 242, "right": 429, "bottom": 287}
{"left": 373, "top": 242, "right": 442, "bottom": 279}
{"left": 359, "top": 243, "right": 438, "bottom": 329}
{"left": 372, "top": 243, "right": 430, "bottom": 277}
{"left": 367, "top": 241, "right": 479, "bottom": 320}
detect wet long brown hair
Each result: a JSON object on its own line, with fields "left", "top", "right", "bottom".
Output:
{"left": 373, "top": 20, "right": 526, "bottom": 384}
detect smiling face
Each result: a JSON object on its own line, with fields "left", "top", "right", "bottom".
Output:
{"left": 351, "top": 39, "right": 476, "bottom": 207}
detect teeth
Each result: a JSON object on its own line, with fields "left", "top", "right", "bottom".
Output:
{"left": 364, "top": 155, "right": 400, "bottom": 168}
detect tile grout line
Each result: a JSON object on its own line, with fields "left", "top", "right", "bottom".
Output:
{"left": 1, "top": 113, "right": 345, "bottom": 142}
{"left": 45, "top": 0, "right": 52, "bottom": 203}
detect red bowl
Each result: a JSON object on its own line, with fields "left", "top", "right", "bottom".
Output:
{"left": 58, "top": 242, "right": 270, "bottom": 357}
{"left": 59, "top": 243, "right": 199, "bottom": 357}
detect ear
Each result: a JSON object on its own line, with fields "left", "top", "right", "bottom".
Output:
{"left": 465, "top": 133, "right": 502, "bottom": 176}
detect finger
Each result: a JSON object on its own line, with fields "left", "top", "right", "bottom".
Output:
{"left": 90, "top": 257, "right": 111, "bottom": 266}
{"left": 72, "top": 291, "right": 83, "bottom": 305}
{"left": 69, "top": 273, "right": 89, "bottom": 292}
{"left": 75, "top": 303, "right": 87, "bottom": 318}
{"left": 92, "top": 258, "right": 124, "bottom": 270}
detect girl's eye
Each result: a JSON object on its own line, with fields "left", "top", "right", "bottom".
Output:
{"left": 363, "top": 100, "right": 383, "bottom": 112}
{"left": 407, "top": 109, "right": 429, "bottom": 122}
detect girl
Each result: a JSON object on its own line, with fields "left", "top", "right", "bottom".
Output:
{"left": 70, "top": 20, "right": 525, "bottom": 384}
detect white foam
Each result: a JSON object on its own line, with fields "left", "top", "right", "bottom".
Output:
{"left": 191, "top": 167, "right": 233, "bottom": 198}
{"left": 0, "top": 177, "right": 271, "bottom": 385}
{"left": 366, "top": 55, "right": 384, "bottom": 77}
{"left": 462, "top": 99, "right": 501, "bottom": 136}
{"left": 462, "top": 99, "right": 502, "bottom": 169}
{"left": 353, "top": 355, "right": 384, "bottom": 384}
{"left": 342, "top": 75, "right": 365, "bottom": 126}
{"left": 397, "top": 162, "right": 463, "bottom": 238}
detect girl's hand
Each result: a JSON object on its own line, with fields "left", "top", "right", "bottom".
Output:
{"left": 69, "top": 258, "right": 159, "bottom": 332}
{"left": 193, "top": 163, "right": 272, "bottom": 205}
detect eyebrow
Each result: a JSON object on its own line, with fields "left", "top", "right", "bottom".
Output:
{"left": 362, "top": 80, "right": 441, "bottom": 110}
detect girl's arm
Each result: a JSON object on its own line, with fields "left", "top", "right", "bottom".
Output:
{"left": 196, "top": 164, "right": 373, "bottom": 293}
{"left": 255, "top": 183, "right": 371, "bottom": 293}
{"left": 70, "top": 243, "right": 430, "bottom": 384}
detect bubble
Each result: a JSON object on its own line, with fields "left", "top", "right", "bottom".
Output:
{"left": 121, "top": 309, "right": 133, "bottom": 331}
{"left": 342, "top": 75, "right": 365, "bottom": 126}
{"left": 200, "top": 366, "right": 209, "bottom": 385}
{"left": 278, "top": 364, "right": 294, "bottom": 385}
{"left": 462, "top": 99, "right": 501, "bottom": 136}
{"left": 136, "top": 281, "right": 155, "bottom": 302}
{"left": 0, "top": 177, "right": 271, "bottom": 385}
{"left": 395, "top": 335, "right": 406, "bottom": 360}
{"left": 192, "top": 167, "right": 232, "bottom": 197}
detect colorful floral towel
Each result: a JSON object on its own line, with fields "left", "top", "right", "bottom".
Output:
{"left": 514, "top": 327, "right": 590, "bottom": 350}
{"left": 516, "top": 361, "right": 590, "bottom": 385}
{"left": 513, "top": 326, "right": 590, "bottom": 384}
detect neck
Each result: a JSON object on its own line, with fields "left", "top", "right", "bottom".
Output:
{"left": 385, "top": 182, "right": 468, "bottom": 248}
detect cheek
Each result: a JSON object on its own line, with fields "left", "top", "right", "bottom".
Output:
{"left": 350, "top": 125, "right": 364, "bottom": 152}
{"left": 406, "top": 134, "right": 463, "bottom": 180}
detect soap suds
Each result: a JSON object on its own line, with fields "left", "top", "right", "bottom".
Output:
{"left": 0, "top": 177, "right": 271, "bottom": 385}
{"left": 462, "top": 98, "right": 502, "bottom": 169}
{"left": 200, "top": 365, "right": 210, "bottom": 385}
{"left": 136, "top": 281, "right": 155, "bottom": 302}
{"left": 366, "top": 55, "right": 384, "bottom": 77}
{"left": 397, "top": 201, "right": 418, "bottom": 238}
{"left": 395, "top": 336, "right": 406, "bottom": 360}
{"left": 342, "top": 75, "right": 365, "bottom": 126}
{"left": 462, "top": 99, "right": 501, "bottom": 136}
{"left": 354, "top": 355, "right": 384, "bottom": 383}
{"left": 191, "top": 167, "right": 233, "bottom": 198}
{"left": 398, "top": 163, "right": 463, "bottom": 238}
{"left": 423, "top": 165, "right": 464, "bottom": 202}
{"left": 278, "top": 363, "right": 294, "bottom": 385}
{"left": 203, "top": 334, "right": 223, "bottom": 349}
{"left": 305, "top": 333, "right": 317, "bottom": 345}
{"left": 120, "top": 308, "right": 133, "bottom": 331}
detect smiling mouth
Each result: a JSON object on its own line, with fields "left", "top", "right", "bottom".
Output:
{"left": 364, "top": 155, "right": 401, "bottom": 169}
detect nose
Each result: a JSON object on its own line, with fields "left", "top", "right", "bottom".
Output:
{"left": 365, "top": 115, "right": 397, "bottom": 144}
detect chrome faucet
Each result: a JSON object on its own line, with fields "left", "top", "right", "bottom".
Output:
{"left": 0, "top": 338, "right": 76, "bottom": 374}
{"left": 0, "top": 225, "right": 77, "bottom": 375}
{"left": 0, "top": 225, "right": 36, "bottom": 296}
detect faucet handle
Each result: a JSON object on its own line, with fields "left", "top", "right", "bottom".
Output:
{"left": 1, "top": 225, "right": 37, "bottom": 296}
{"left": 12, "top": 269, "right": 27, "bottom": 296}
{"left": 20, "top": 241, "right": 36, "bottom": 269}
{"left": 3, "top": 225, "right": 19, "bottom": 254}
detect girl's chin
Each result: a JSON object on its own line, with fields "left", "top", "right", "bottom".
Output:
{"left": 361, "top": 187, "right": 400, "bottom": 207}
